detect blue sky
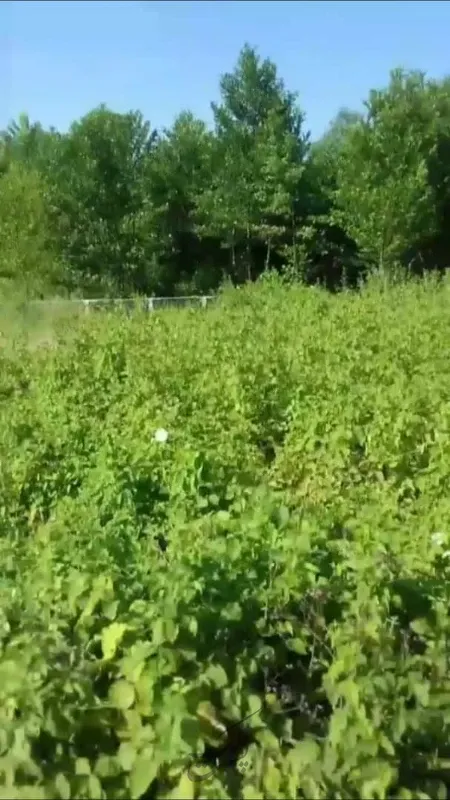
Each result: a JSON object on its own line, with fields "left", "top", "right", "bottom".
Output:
{"left": 2, "top": 0, "right": 450, "bottom": 141}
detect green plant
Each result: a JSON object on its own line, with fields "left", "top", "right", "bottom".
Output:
{"left": 2, "top": 280, "right": 450, "bottom": 798}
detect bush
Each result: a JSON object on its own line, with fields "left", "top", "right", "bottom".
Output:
{"left": 1, "top": 281, "right": 450, "bottom": 798}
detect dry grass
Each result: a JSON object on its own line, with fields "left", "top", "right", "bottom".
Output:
{"left": 0, "top": 298, "right": 85, "bottom": 351}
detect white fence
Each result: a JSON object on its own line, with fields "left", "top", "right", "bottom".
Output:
{"left": 28, "top": 295, "right": 216, "bottom": 314}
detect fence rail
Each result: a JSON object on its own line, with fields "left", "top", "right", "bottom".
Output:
{"left": 27, "top": 295, "right": 216, "bottom": 313}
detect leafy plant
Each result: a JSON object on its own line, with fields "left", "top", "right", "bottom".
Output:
{"left": 2, "top": 280, "right": 450, "bottom": 797}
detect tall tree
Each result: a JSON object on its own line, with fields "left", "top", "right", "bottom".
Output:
{"left": 146, "top": 111, "right": 217, "bottom": 294}
{"left": 298, "top": 108, "right": 365, "bottom": 287}
{"left": 333, "top": 70, "right": 437, "bottom": 273}
{"left": 4, "top": 45, "right": 450, "bottom": 297}
{"left": 47, "top": 105, "right": 157, "bottom": 294}
{"left": 197, "top": 44, "right": 307, "bottom": 280}
{"left": 0, "top": 162, "right": 61, "bottom": 297}
{"left": 0, "top": 113, "right": 61, "bottom": 176}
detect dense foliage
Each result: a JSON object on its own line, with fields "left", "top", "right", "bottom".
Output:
{"left": 2, "top": 46, "right": 450, "bottom": 297}
{"left": 1, "top": 276, "right": 450, "bottom": 798}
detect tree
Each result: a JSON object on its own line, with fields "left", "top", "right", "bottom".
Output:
{"left": 0, "top": 162, "right": 62, "bottom": 297}
{"left": 46, "top": 105, "right": 158, "bottom": 294}
{"left": 295, "top": 109, "right": 368, "bottom": 288}
{"left": 333, "top": 70, "right": 437, "bottom": 274}
{"left": 145, "top": 112, "right": 217, "bottom": 294}
{"left": 4, "top": 45, "right": 450, "bottom": 298}
{"left": 196, "top": 44, "right": 308, "bottom": 280}
{"left": 253, "top": 107, "right": 305, "bottom": 270}
{"left": 412, "top": 75, "right": 450, "bottom": 272}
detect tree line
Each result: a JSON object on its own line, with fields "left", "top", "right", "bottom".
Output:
{"left": 1, "top": 44, "right": 450, "bottom": 298}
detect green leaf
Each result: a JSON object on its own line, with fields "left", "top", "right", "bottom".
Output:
{"left": 109, "top": 679, "right": 135, "bottom": 710}
{"left": 204, "top": 663, "right": 228, "bottom": 689}
{"left": 168, "top": 772, "right": 195, "bottom": 800}
{"left": 55, "top": 773, "right": 71, "bottom": 800}
{"left": 220, "top": 602, "right": 243, "bottom": 622}
{"left": 437, "top": 781, "right": 447, "bottom": 800}
{"left": 255, "top": 728, "right": 280, "bottom": 752}
{"left": 87, "top": 775, "right": 103, "bottom": 799}
{"left": 273, "top": 505, "right": 290, "bottom": 527}
{"left": 95, "top": 755, "right": 121, "bottom": 778}
{"left": 75, "top": 758, "right": 91, "bottom": 776}
{"left": 117, "top": 742, "right": 137, "bottom": 772}
{"left": 101, "top": 622, "right": 128, "bottom": 660}
{"left": 242, "top": 786, "right": 262, "bottom": 800}
{"left": 287, "top": 637, "right": 308, "bottom": 654}
{"left": 412, "top": 680, "right": 429, "bottom": 707}
{"left": 410, "top": 618, "right": 429, "bottom": 636}
{"left": 152, "top": 617, "right": 178, "bottom": 646}
{"left": 289, "top": 737, "right": 321, "bottom": 768}
{"left": 262, "top": 757, "right": 281, "bottom": 795}
{"left": 247, "top": 694, "right": 262, "bottom": 717}
{"left": 129, "top": 749, "right": 158, "bottom": 799}
{"left": 103, "top": 600, "right": 119, "bottom": 621}
{"left": 181, "top": 722, "right": 203, "bottom": 765}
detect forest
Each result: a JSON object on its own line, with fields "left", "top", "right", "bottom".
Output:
{"left": 2, "top": 43, "right": 450, "bottom": 299}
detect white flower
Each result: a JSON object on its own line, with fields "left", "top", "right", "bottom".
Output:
{"left": 431, "top": 532, "right": 446, "bottom": 547}
{"left": 154, "top": 428, "right": 169, "bottom": 444}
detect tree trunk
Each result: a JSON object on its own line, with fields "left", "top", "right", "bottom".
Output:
{"left": 265, "top": 238, "right": 271, "bottom": 271}
{"left": 246, "top": 224, "right": 252, "bottom": 281}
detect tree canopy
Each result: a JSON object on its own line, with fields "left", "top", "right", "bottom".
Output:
{"left": 2, "top": 45, "right": 450, "bottom": 297}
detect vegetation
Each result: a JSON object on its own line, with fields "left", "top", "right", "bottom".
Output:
{"left": 2, "top": 46, "right": 450, "bottom": 297}
{"left": 2, "top": 41, "right": 450, "bottom": 800}
{"left": 1, "top": 275, "right": 450, "bottom": 798}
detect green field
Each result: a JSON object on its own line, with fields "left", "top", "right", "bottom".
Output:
{"left": 2, "top": 276, "right": 450, "bottom": 799}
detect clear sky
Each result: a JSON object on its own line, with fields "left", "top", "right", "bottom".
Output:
{"left": 2, "top": 0, "right": 450, "bottom": 141}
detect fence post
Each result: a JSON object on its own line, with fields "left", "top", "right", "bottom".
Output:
{"left": 147, "top": 297, "right": 154, "bottom": 313}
